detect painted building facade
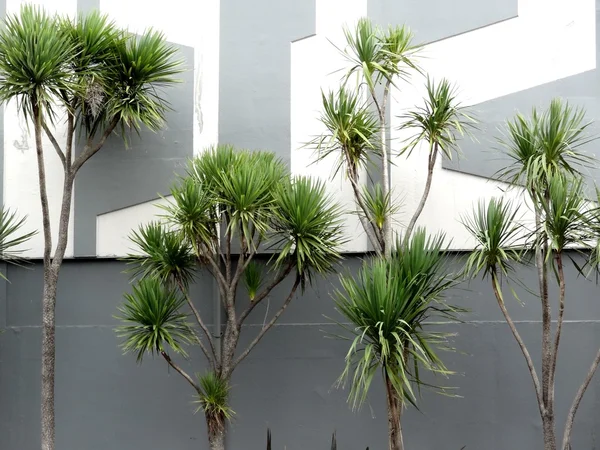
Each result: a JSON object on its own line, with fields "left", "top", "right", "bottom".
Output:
{"left": 1, "top": 0, "right": 600, "bottom": 449}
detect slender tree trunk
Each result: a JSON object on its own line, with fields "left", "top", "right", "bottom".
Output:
{"left": 206, "top": 415, "right": 226, "bottom": 450}
{"left": 35, "top": 102, "right": 76, "bottom": 450}
{"left": 40, "top": 269, "right": 58, "bottom": 450}
{"left": 384, "top": 371, "right": 404, "bottom": 450}
{"left": 532, "top": 194, "right": 556, "bottom": 450}
{"left": 379, "top": 82, "right": 392, "bottom": 257}
{"left": 404, "top": 141, "right": 438, "bottom": 243}
{"left": 543, "top": 415, "right": 557, "bottom": 450}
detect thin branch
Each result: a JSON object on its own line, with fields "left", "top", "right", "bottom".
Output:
{"left": 404, "top": 141, "right": 438, "bottom": 243}
{"left": 348, "top": 166, "right": 384, "bottom": 255}
{"left": 32, "top": 101, "right": 52, "bottom": 268}
{"left": 533, "top": 192, "right": 552, "bottom": 412}
{"left": 492, "top": 270, "right": 545, "bottom": 415}
{"left": 174, "top": 278, "right": 218, "bottom": 370}
{"left": 237, "top": 262, "right": 294, "bottom": 327}
{"left": 41, "top": 123, "right": 66, "bottom": 170}
{"left": 160, "top": 350, "right": 201, "bottom": 393}
{"left": 65, "top": 107, "right": 75, "bottom": 169}
{"left": 232, "top": 276, "right": 301, "bottom": 369}
{"left": 71, "top": 116, "right": 119, "bottom": 175}
{"left": 549, "top": 251, "right": 566, "bottom": 408}
{"left": 561, "top": 347, "right": 600, "bottom": 450}
{"left": 377, "top": 80, "right": 393, "bottom": 257}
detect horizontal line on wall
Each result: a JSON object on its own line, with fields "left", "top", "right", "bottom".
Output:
{"left": 4, "top": 319, "right": 600, "bottom": 330}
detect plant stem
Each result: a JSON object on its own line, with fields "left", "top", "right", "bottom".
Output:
{"left": 160, "top": 350, "right": 201, "bottom": 393}
{"left": 347, "top": 165, "right": 383, "bottom": 254}
{"left": 549, "top": 251, "right": 566, "bottom": 409}
{"left": 562, "top": 347, "right": 600, "bottom": 450}
{"left": 384, "top": 370, "right": 403, "bottom": 450}
{"left": 404, "top": 140, "right": 438, "bottom": 243}
{"left": 491, "top": 270, "right": 544, "bottom": 414}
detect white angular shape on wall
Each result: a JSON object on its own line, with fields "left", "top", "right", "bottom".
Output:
{"left": 96, "top": 197, "right": 171, "bottom": 257}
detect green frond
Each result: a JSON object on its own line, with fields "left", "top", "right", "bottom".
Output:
{"left": 160, "top": 177, "right": 217, "bottom": 254}
{"left": 342, "top": 18, "right": 419, "bottom": 89}
{"left": 126, "top": 221, "right": 196, "bottom": 287}
{"left": 360, "top": 183, "right": 400, "bottom": 232}
{"left": 107, "top": 28, "right": 183, "bottom": 134}
{"left": 243, "top": 261, "right": 264, "bottom": 301}
{"left": 188, "top": 145, "right": 287, "bottom": 249}
{"left": 0, "top": 207, "right": 37, "bottom": 279}
{"left": 271, "top": 176, "right": 345, "bottom": 287}
{"left": 541, "top": 173, "right": 587, "bottom": 253}
{"left": 496, "top": 98, "right": 595, "bottom": 190}
{"left": 194, "top": 372, "right": 234, "bottom": 429}
{"left": 399, "top": 77, "right": 476, "bottom": 159}
{"left": 307, "top": 86, "right": 379, "bottom": 178}
{"left": 116, "top": 277, "right": 194, "bottom": 362}
{"left": 462, "top": 197, "right": 524, "bottom": 278}
{"left": 334, "top": 228, "right": 461, "bottom": 410}
{"left": 66, "top": 9, "right": 123, "bottom": 135}
{"left": 0, "top": 5, "right": 75, "bottom": 121}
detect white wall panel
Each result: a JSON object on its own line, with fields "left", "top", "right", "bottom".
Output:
{"left": 389, "top": 0, "right": 595, "bottom": 249}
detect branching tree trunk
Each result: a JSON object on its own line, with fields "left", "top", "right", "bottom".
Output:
{"left": 118, "top": 147, "right": 344, "bottom": 450}
{"left": 0, "top": 9, "right": 182, "bottom": 450}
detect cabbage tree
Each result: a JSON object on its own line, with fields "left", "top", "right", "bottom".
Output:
{"left": 333, "top": 229, "right": 461, "bottom": 450}
{"left": 0, "top": 7, "right": 182, "bottom": 450}
{"left": 463, "top": 99, "right": 599, "bottom": 450}
{"left": 116, "top": 145, "right": 345, "bottom": 450}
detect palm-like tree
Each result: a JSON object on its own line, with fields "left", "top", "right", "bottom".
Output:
{"left": 399, "top": 77, "right": 476, "bottom": 241}
{"left": 0, "top": 6, "right": 182, "bottom": 450}
{"left": 333, "top": 228, "right": 461, "bottom": 450}
{"left": 116, "top": 144, "right": 345, "bottom": 450}
{"left": 463, "top": 98, "right": 600, "bottom": 450}
{"left": 339, "top": 18, "right": 419, "bottom": 256}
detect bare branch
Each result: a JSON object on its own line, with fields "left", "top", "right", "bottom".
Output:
{"left": 174, "top": 278, "right": 218, "bottom": 371}
{"left": 492, "top": 270, "right": 545, "bottom": 415}
{"left": 32, "top": 101, "right": 52, "bottom": 268}
{"left": 41, "top": 123, "right": 66, "bottom": 169}
{"left": 347, "top": 166, "right": 384, "bottom": 255}
{"left": 160, "top": 350, "right": 201, "bottom": 393}
{"left": 404, "top": 142, "right": 438, "bottom": 243}
{"left": 71, "top": 116, "right": 119, "bottom": 175}
{"left": 549, "top": 251, "right": 566, "bottom": 408}
{"left": 562, "top": 347, "right": 600, "bottom": 450}
{"left": 233, "top": 276, "right": 301, "bottom": 369}
{"left": 64, "top": 108, "right": 75, "bottom": 169}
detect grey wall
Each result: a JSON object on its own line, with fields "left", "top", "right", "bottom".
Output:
{"left": 1, "top": 255, "right": 600, "bottom": 450}
{"left": 444, "top": 1, "right": 600, "bottom": 186}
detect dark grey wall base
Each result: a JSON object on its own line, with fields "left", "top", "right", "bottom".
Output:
{"left": 1, "top": 257, "right": 599, "bottom": 449}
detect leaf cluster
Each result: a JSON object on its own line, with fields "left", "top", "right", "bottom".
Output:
{"left": 334, "top": 228, "right": 462, "bottom": 410}
{"left": 0, "top": 5, "right": 183, "bottom": 137}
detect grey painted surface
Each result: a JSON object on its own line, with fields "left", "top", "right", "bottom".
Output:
{"left": 77, "top": 0, "right": 99, "bottom": 14}
{"left": 217, "top": 0, "right": 518, "bottom": 171}
{"left": 368, "top": 0, "right": 518, "bottom": 44}
{"left": 73, "top": 44, "right": 194, "bottom": 257}
{"left": 444, "top": 1, "right": 600, "bottom": 186}
{"left": 1, "top": 256, "right": 600, "bottom": 449}
{"left": 218, "top": 0, "right": 316, "bottom": 166}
